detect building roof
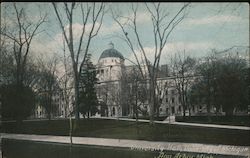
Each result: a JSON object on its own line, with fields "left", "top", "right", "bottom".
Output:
{"left": 99, "top": 42, "right": 124, "bottom": 60}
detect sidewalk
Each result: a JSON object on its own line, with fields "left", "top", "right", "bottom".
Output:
{"left": 1, "top": 133, "right": 249, "bottom": 157}
{"left": 94, "top": 117, "right": 250, "bottom": 130}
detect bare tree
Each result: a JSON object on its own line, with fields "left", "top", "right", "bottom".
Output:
{"left": 0, "top": 9, "right": 14, "bottom": 86}
{"left": 170, "top": 52, "right": 196, "bottom": 117}
{"left": 122, "top": 66, "right": 149, "bottom": 120}
{"left": 0, "top": 3, "right": 47, "bottom": 87}
{"left": 58, "top": 43, "right": 74, "bottom": 119}
{"left": 52, "top": 2, "right": 105, "bottom": 119}
{"left": 36, "top": 55, "right": 59, "bottom": 120}
{"left": 112, "top": 3, "right": 189, "bottom": 123}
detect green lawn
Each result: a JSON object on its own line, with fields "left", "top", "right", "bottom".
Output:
{"left": 1, "top": 118, "right": 249, "bottom": 146}
{"left": 2, "top": 139, "right": 246, "bottom": 158}
{"left": 175, "top": 116, "right": 250, "bottom": 127}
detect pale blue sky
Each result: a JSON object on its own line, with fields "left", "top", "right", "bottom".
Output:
{"left": 1, "top": 2, "right": 249, "bottom": 65}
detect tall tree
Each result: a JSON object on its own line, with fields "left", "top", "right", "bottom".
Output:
{"left": 112, "top": 3, "right": 189, "bottom": 123}
{"left": 79, "top": 54, "right": 98, "bottom": 118}
{"left": 0, "top": 3, "right": 46, "bottom": 121}
{"left": 170, "top": 52, "right": 196, "bottom": 117}
{"left": 36, "top": 55, "right": 59, "bottom": 120}
{"left": 194, "top": 54, "right": 218, "bottom": 114}
{"left": 52, "top": 2, "right": 105, "bottom": 119}
{"left": 122, "top": 66, "right": 148, "bottom": 120}
{"left": 58, "top": 42, "right": 74, "bottom": 118}
{"left": 215, "top": 56, "right": 248, "bottom": 115}
{"left": 190, "top": 52, "right": 249, "bottom": 116}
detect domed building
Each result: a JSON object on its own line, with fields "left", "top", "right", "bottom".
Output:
{"left": 97, "top": 42, "right": 125, "bottom": 82}
{"left": 96, "top": 42, "right": 126, "bottom": 117}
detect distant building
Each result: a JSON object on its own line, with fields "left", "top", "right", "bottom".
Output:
{"left": 33, "top": 87, "right": 65, "bottom": 119}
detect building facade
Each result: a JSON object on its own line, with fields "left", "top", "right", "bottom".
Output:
{"left": 96, "top": 42, "right": 125, "bottom": 117}
{"left": 95, "top": 42, "right": 197, "bottom": 118}
{"left": 33, "top": 42, "right": 228, "bottom": 119}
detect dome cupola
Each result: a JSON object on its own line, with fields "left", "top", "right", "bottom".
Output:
{"left": 99, "top": 42, "right": 124, "bottom": 60}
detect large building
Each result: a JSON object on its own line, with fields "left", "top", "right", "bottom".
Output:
{"left": 95, "top": 42, "right": 199, "bottom": 118}
{"left": 96, "top": 42, "right": 125, "bottom": 117}
{"left": 33, "top": 42, "right": 229, "bottom": 119}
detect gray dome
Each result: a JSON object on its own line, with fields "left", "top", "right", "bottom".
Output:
{"left": 99, "top": 48, "right": 124, "bottom": 60}
{"left": 99, "top": 42, "right": 124, "bottom": 60}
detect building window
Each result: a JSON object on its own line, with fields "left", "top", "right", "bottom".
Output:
{"left": 171, "top": 97, "right": 175, "bottom": 104}
{"left": 171, "top": 107, "right": 175, "bottom": 114}
{"left": 101, "top": 69, "right": 104, "bottom": 74}
{"left": 160, "top": 108, "right": 162, "bottom": 112}
{"left": 165, "top": 90, "right": 168, "bottom": 95}
{"left": 166, "top": 98, "right": 168, "bottom": 103}
{"left": 178, "top": 106, "right": 181, "bottom": 112}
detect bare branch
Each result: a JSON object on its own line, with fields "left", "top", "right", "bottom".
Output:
{"left": 111, "top": 9, "right": 145, "bottom": 79}
{"left": 53, "top": 2, "right": 105, "bottom": 119}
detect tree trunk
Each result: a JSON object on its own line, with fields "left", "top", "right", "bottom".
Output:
{"left": 149, "top": 79, "right": 155, "bottom": 124}
{"left": 183, "top": 107, "right": 186, "bottom": 117}
{"left": 74, "top": 73, "right": 80, "bottom": 119}
{"left": 225, "top": 107, "right": 234, "bottom": 116}
{"left": 87, "top": 111, "right": 90, "bottom": 118}
{"left": 182, "top": 93, "right": 186, "bottom": 117}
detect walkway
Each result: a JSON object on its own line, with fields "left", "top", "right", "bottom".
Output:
{"left": 1, "top": 133, "right": 249, "bottom": 157}
{"left": 94, "top": 117, "right": 250, "bottom": 130}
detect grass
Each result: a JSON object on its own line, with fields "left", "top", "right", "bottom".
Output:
{"left": 2, "top": 139, "right": 246, "bottom": 158}
{"left": 1, "top": 118, "right": 249, "bottom": 146}
{"left": 175, "top": 116, "right": 250, "bottom": 127}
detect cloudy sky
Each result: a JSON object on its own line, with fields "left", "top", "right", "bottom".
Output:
{"left": 1, "top": 2, "right": 249, "bottom": 65}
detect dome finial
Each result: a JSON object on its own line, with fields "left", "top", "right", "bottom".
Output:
{"left": 109, "top": 41, "right": 114, "bottom": 49}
